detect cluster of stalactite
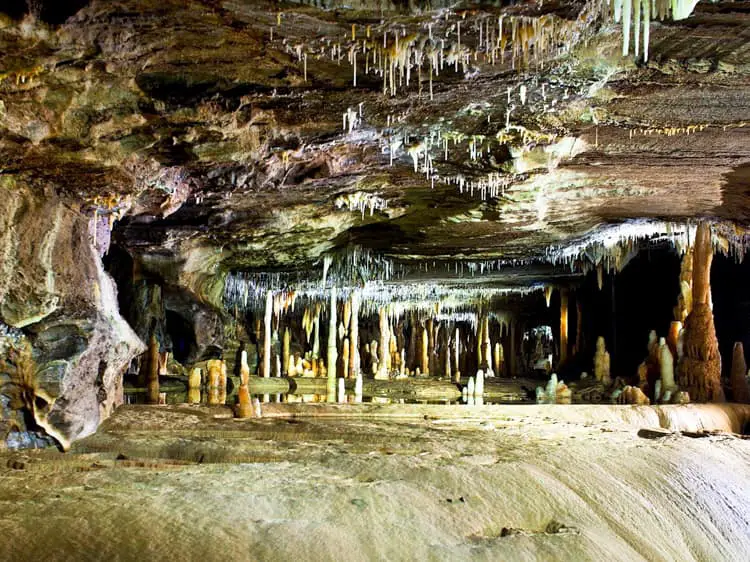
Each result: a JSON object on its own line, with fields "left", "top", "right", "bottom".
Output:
{"left": 275, "top": 6, "right": 602, "bottom": 98}
{"left": 606, "top": 0, "right": 701, "bottom": 61}
{"left": 233, "top": 290, "right": 518, "bottom": 389}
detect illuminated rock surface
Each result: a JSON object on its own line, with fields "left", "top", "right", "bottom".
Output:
{"left": 2, "top": 0, "right": 750, "bottom": 558}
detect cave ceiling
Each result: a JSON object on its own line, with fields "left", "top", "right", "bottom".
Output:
{"left": 2, "top": 0, "right": 750, "bottom": 290}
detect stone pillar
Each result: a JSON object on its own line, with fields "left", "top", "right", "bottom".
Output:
{"left": 560, "top": 288, "right": 569, "bottom": 366}
{"left": 282, "top": 327, "right": 290, "bottom": 377}
{"left": 454, "top": 327, "right": 460, "bottom": 377}
{"left": 262, "top": 291, "right": 272, "bottom": 378}
{"left": 327, "top": 287, "right": 338, "bottom": 401}
{"left": 349, "top": 291, "right": 360, "bottom": 379}
{"left": 509, "top": 319, "right": 517, "bottom": 378}
{"left": 730, "top": 342, "right": 750, "bottom": 403}
{"left": 677, "top": 222, "right": 723, "bottom": 402}
{"left": 481, "top": 315, "right": 491, "bottom": 373}
{"left": 377, "top": 306, "right": 389, "bottom": 379}
{"left": 575, "top": 298, "right": 583, "bottom": 358}
{"left": 146, "top": 333, "right": 160, "bottom": 404}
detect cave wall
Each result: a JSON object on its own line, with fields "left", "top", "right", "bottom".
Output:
{"left": 0, "top": 178, "right": 144, "bottom": 448}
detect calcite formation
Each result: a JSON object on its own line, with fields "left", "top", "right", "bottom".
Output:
{"left": 593, "top": 336, "right": 611, "bottom": 385}
{"left": 730, "top": 342, "right": 750, "bottom": 404}
{"left": 677, "top": 223, "right": 724, "bottom": 403}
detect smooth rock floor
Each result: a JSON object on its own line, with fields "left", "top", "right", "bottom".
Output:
{"left": 1, "top": 403, "right": 749, "bottom": 561}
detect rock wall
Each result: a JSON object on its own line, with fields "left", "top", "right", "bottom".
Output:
{"left": 0, "top": 178, "right": 144, "bottom": 448}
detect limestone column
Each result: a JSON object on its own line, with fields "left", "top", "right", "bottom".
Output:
{"left": 377, "top": 306, "right": 389, "bottom": 379}
{"left": 349, "top": 291, "right": 360, "bottom": 378}
{"left": 262, "top": 291, "right": 273, "bottom": 378}
{"left": 454, "top": 327, "right": 460, "bottom": 376}
{"left": 560, "top": 288, "right": 569, "bottom": 366}
{"left": 482, "top": 315, "right": 491, "bottom": 373}
{"left": 509, "top": 318, "right": 517, "bottom": 378}
{"left": 677, "top": 221, "right": 723, "bottom": 402}
{"left": 327, "top": 287, "right": 338, "bottom": 401}
{"left": 575, "top": 298, "right": 583, "bottom": 358}
{"left": 312, "top": 303, "right": 321, "bottom": 358}
{"left": 730, "top": 342, "right": 750, "bottom": 403}
{"left": 146, "top": 333, "right": 160, "bottom": 404}
{"left": 421, "top": 323, "right": 429, "bottom": 375}
{"left": 426, "top": 318, "right": 435, "bottom": 376}
{"left": 282, "top": 327, "right": 290, "bottom": 377}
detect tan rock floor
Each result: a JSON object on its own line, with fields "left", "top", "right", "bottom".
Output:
{"left": 1, "top": 403, "right": 749, "bottom": 561}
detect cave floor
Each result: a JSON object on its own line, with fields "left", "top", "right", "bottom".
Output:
{"left": 1, "top": 404, "right": 750, "bottom": 562}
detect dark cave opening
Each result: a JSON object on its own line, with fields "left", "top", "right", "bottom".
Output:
{"left": 1, "top": 0, "right": 91, "bottom": 24}
{"left": 165, "top": 310, "right": 196, "bottom": 364}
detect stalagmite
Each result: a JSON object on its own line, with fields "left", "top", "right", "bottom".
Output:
{"left": 349, "top": 291, "right": 360, "bottom": 379}
{"left": 235, "top": 381, "right": 253, "bottom": 418}
{"left": 421, "top": 324, "right": 429, "bottom": 375}
{"left": 146, "top": 333, "right": 160, "bottom": 404}
{"left": 667, "top": 321, "right": 682, "bottom": 358}
{"left": 327, "top": 287, "right": 338, "bottom": 401}
{"left": 475, "top": 370, "right": 484, "bottom": 396}
{"left": 239, "top": 350, "right": 250, "bottom": 385}
{"left": 494, "top": 342, "right": 503, "bottom": 376}
{"left": 678, "top": 222, "right": 724, "bottom": 402}
{"left": 454, "top": 327, "right": 460, "bottom": 377}
{"left": 481, "top": 315, "right": 491, "bottom": 374}
{"left": 312, "top": 304, "right": 321, "bottom": 358}
{"left": 575, "top": 299, "right": 583, "bottom": 358}
{"left": 354, "top": 371, "right": 363, "bottom": 402}
{"left": 342, "top": 337, "right": 350, "bottom": 379}
{"left": 560, "top": 289, "right": 569, "bottom": 365}
{"left": 337, "top": 378, "right": 346, "bottom": 403}
{"left": 467, "top": 376, "right": 475, "bottom": 397}
{"left": 282, "top": 327, "right": 290, "bottom": 377}
{"left": 593, "top": 336, "right": 611, "bottom": 385}
{"left": 207, "top": 359, "right": 223, "bottom": 388}
{"left": 377, "top": 307, "right": 389, "bottom": 379}
{"left": 510, "top": 320, "right": 518, "bottom": 377}
{"left": 263, "top": 291, "right": 273, "bottom": 378}
{"left": 188, "top": 367, "right": 202, "bottom": 389}
{"left": 730, "top": 342, "right": 750, "bottom": 403}
{"left": 674, "top": 250, "right": 694, "bottom": 323}
{"left": 658, "top": 337, "right": 676, "bottom": 402}
{"left": 187, "top": 387, "right": 200, "bottom": 404}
